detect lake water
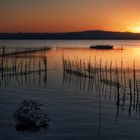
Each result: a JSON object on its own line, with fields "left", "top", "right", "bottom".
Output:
{"left": 0, "top": 40, "right": 140, "bottom": 140}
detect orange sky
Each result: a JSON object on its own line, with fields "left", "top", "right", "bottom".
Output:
{"left": 1, "top": 0, "right": 140, "bottom": 33}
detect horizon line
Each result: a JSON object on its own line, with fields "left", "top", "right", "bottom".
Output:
{"left": 0, "top": 30, "right": 139, "bottom": 34}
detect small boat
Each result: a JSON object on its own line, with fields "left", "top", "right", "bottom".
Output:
{"left": 90, "top": 45, "right": 113, "bottom": 50}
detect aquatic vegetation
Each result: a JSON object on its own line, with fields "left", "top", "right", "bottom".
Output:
{"left": 62, "top": 56, "right": 140, "bottom": 118}
{"left": 0, "top": 47, "right": 48, "bottom": 87}
{"left": 14, "top": 100, "right": 50, "bottom": 131}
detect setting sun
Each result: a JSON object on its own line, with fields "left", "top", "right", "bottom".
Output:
{"left": 129, "top": 26, "right": 140, "bottom": 33}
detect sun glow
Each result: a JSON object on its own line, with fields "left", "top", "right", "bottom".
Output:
{"left": 129, "top": 26, "right": 140, "bottom": 33}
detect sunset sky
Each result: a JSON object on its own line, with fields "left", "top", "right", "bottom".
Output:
{"left": 1, "top": 0, "right": 140, "bottom": 33}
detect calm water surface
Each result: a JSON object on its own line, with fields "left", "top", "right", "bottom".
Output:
{"left": 0, "top": 40, "right": 140, "bottom": 140}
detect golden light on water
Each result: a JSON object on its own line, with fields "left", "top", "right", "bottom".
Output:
{"left": 49, "top": 47, "right": 140, "bottom": 70}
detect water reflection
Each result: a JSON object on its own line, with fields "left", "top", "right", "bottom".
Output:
{"left": 0, "top": 47, "right": 49, "bottom": 87}
{"left": 62, "top": 56, "right": 140, "bottom": 120}
{"left": 1, "top": 47, "right": 140, "bottom": 117}
{"left": 62, "top": 56, "right": 140, "bottom": 136}
{"left": 1, "top": 46, "right": 140, "bottom": 137}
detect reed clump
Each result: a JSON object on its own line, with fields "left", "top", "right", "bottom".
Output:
{"left": 62, "top": 56, "right": 140, "bottom": 117}
{"left": 14, "top": 100, "right": 50, "bottom": 131}
{"left": 0, "top": 46, "right": 49, "bottom": 86}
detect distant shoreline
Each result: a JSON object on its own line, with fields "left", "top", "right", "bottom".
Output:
{"left": 1, "top": 38, "right": 140, "bottom": 41}
{"left": 1, "top": 30, "right": 140, "bottom": 40}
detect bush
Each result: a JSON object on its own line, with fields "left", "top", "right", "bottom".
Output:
{"left": 14, "top": 100, "right": 50, "bottom": 131}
